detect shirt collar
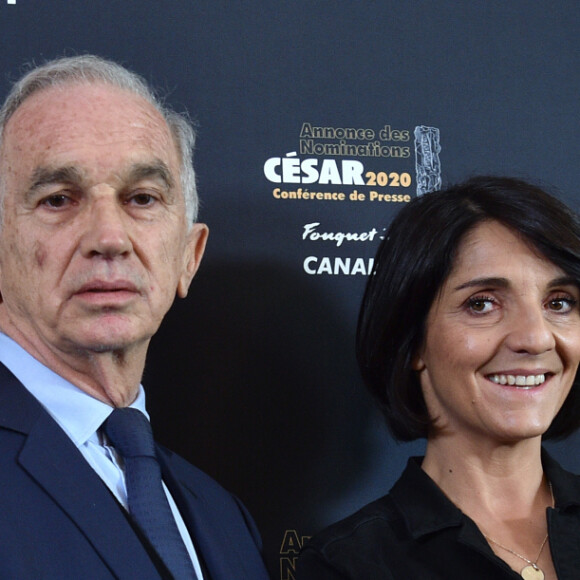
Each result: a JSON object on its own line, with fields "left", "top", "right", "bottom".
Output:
{"left": 0, "top": 332, "right": 148, "bottom": 447}
{"left": 390, "top": 451, "right": 580, "bottom": 541}
{"left": 542, "top": 448, "right": 580, "bottom": 511}
{"left": 390, "top": 456, "right": 464, "bottom": 538}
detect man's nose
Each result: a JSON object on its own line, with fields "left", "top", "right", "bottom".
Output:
{"left": 80, "top": 195, "right": 133, "bottom": 258}
{"left": 504, "top": 306, "right": 556, "bottom": 355}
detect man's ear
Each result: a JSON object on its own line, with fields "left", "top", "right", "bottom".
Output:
{"left": 177, "top": 223, "right": 209, "bottom": 298}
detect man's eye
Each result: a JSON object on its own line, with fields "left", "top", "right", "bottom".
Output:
{"left": 41, "top": 194, "right": 71, "bottom": 208}
{"left": 129, "top": 193, "right": 156, "bottom": 206}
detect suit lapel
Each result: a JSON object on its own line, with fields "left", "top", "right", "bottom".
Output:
{"left": 0, "top": 365, "right": 162, "bottom": 579}
{"left": 158, "top": 450, "right": 248, "bottom": 580}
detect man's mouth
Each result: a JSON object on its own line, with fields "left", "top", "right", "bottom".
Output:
{"left": 73, "top": 280, "right": 141, "bottom": 306}
{"left": 76, "top": 280, "right": 139, "bottom": 294}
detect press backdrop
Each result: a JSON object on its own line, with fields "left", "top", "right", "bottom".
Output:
{"left": 2, "top": 2, "right": 580, "bottom": 577}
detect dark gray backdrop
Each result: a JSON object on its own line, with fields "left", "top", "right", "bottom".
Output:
{"left": 1, "top": 2, "right": 579, "bottom": 577}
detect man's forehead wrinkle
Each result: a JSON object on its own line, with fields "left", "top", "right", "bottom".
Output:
{"left": 124, "top": 160, "right": 176, "bottom": 189}
{"left": 29, "top": 165, "right": 86, "bottom": 189}
{"left": 26, "top": 159, "right": 176, "bottom": 191}
{"left": 5, "top": 84, "right": 172, "bottom": 147}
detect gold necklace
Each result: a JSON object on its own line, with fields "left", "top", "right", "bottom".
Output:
{"left": 481, "top": 483, "right": 554, "bottom": 580}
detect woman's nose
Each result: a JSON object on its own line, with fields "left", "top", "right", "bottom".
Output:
{"left": 504, "top": 306, "right": 556, "bottom": 354}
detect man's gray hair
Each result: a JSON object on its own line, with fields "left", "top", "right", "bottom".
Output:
{"left": 0, "top": 54, "right": 199, "bottom": 223}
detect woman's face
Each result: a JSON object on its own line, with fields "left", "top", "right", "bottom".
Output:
{"left": 414, "top": 220, "right": 580, "bottom": 443}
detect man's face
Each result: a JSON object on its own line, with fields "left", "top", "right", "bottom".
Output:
{"left": 0, "top": 82, "right": 207, "bottom": 361}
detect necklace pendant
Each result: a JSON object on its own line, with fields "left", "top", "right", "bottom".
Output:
{"left": 521, "top": 564, "right": 544, "bottom": 580}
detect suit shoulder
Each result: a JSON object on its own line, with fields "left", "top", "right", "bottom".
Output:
{"left": 157, "top": 444, "right": 235, "bottom": 500}
{"left": 156, "top": 445, "right": 262, "bottom": 540}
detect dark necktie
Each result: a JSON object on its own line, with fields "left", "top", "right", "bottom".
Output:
{"left": 103, "top": 407, "right": 197, "bottom": 580}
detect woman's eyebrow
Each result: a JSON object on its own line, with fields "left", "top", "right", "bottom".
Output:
{"left": 453, "top": 277, "right": 509, "bottom": 291}
{"left": 454, "top": 275, "right": 579, "bottom": 292}
{"left": 548, "top": 276, "right": 579, "bottom": 289}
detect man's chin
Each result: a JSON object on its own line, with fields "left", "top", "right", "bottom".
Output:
{"left": 62, "top": 327, "right": 153, "bottom": 357}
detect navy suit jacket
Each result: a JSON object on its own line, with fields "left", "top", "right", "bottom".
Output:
{"left": 0, "top": 362, "right": 270, "bottom": 579}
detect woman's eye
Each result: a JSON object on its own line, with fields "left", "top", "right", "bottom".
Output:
{"left": 548, "top": 296, "right": 577, "bottom": 313}
{"left": 466, "top": 297, "right": 495, "bottom": 314}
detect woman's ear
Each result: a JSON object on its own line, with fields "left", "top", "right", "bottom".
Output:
{"left": 411, "top": 352, "right": 425, "bottom": 372}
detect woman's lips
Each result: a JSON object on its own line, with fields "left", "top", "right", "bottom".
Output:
{"left": 487, "top": 373, "right": 549, "bottom": 387}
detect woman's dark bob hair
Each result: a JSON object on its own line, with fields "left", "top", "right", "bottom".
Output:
{"left": 356, "top": 175, "right": 580, "bottom": 442}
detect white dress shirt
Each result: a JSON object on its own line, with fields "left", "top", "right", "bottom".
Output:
{"left": 0, "top": 332, "right": 203, "bottom": 579}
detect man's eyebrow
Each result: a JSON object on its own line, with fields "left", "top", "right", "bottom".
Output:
{"left": 29, "top": 166, "right": 85, "bottom": 191}
{"left": 125, "top": 161, "right": 176, "bottom": 190}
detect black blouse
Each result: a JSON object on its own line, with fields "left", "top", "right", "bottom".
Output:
{"left": 296, "top": 451, "right": 580, "bottom": 579}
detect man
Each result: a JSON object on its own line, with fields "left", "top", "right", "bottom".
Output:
{"left": 0, "top": 55, "right": 269, "bottom": 579}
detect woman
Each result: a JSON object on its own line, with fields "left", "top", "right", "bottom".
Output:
{"left": 296, "top": 176, "right": 580, "bottom": 580}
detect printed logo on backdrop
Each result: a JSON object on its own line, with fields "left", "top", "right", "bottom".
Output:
{"left": 263, "top": 122, "right": 441, "bottom": 202}
{"left": 302, "top": 222, "right": 379, "bottom": 276}
{"left": 279, "top": 530, "right": 310, "bottom": 580}
{"left": 263, "top": 122, "right": 442, "bottom": 276}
